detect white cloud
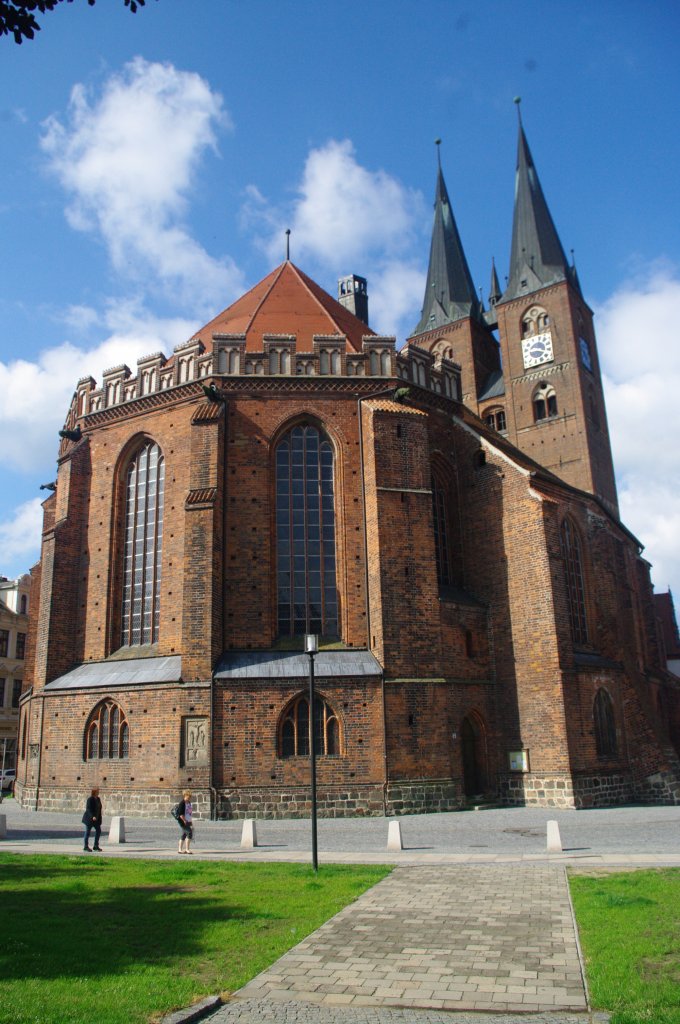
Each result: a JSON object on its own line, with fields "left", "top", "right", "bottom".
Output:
{"left": 0, "top": 306, "right": 198, "bottom": 473}
{"left": 41, "top": 57, "right": 244, "bottom": 310}
{"left": 596, "top": 266, "right": 680, "bottom": 597}
{"left": 247, "top": 139, "right": 427, "bottom": 342}
{"left": 0, "top": 498, "right": 44, "bottom": 570}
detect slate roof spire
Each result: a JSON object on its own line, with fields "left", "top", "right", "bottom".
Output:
{"left": 502, "top": 100, "right": 580, "bottom": 302}
{"left": 412, "top": 141, "right": 482, "bottom": 336}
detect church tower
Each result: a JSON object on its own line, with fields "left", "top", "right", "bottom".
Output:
{"left": 407, "top": 145, "right": 501, "bottom": 405}
{"left": 493, "top": 106, "right": 618, "bottom": 513}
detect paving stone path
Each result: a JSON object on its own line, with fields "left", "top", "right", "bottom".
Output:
{"left": 205, "top": 864, "right": 590, "bottom": 1022}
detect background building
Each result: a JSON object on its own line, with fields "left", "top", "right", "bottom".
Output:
{"left": 15, "top": 121, "right": 680, "bottom": 817}
{"left": 0, "top": 574, "right": 31, "bottom": 775}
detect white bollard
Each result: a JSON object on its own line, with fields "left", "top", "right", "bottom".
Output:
{"left": 108, "top": 816, "right": 126, "bottom": 844}
{"left": 387, "top": 819, "right": 403, "bottom": 851}
{"left": 546, "top": 819, "right": 562, "bottom": 853}
{"left": 0, "top": 814, "right": 6, "bottom": 840}
{"left": 241, "top": 818, "right": 258, "bottom": 849}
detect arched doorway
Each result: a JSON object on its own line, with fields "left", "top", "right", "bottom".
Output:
{"left": 461, "top": 713, "right": 487, "bottom": 799}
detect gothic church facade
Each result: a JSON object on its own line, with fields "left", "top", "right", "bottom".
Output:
{"left": 16, "top": 118, "right": 680, "bottom": 818}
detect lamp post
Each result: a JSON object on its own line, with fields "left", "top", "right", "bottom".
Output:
{"left": 305, "top": 633, "right": 319, "bottom": 872}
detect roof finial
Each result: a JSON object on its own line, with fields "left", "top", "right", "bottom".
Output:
{"left": 285, "top": 228, "right": 291, "bottom": 261}
{"left": 435, "top": 138, "right": 442, "bottom": 169}
{"left": 513, "top": 95, "right": 522, "bottom": 125}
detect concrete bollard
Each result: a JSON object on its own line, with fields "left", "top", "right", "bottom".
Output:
{"left": 241, "top": 818, "right": 258, "bottom": 849}
{"left": 387, "top": 819, "right": 403, "bottom": 851}
{"left": 108, "top": 816, "right": 126, "bottom": 844}
{"left": 0, "top": 814, "right": 6, "bottom": 840}
{"left": 547, "top": 819, "right": 562, "bottom": 853}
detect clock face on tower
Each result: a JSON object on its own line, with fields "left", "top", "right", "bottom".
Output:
{"left": 521, "top": 332, "right": 554, "bottom": 369}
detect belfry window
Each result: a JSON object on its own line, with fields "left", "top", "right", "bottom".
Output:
{"left": 121, "top": 441, "right": 165, "bottom": 647}
{"left": 276, "top": 425, "right": 338, "bottom": 638}
{"left": 84, "top": 699, "right": 129, "bottom": 761}
{"left": 484, "top": 408, "right": 506, "bottom": 433}
{"left": 431, "top": 471, "right": 452, "bottom": 587}
{"left": 560, "top": 517, "right": 589, "bottom": 646}
{"left": 278, "top": 694, "right": 341, "bottom": 757}
{"left": 593, "top": 688, "right": 617, "bottom": 757}
{"left": 533, "top": 382, "right": 557, "bottom": 421}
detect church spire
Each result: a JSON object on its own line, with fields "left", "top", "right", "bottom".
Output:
{"left": 412, "top": 143, "right": 482, "bottom": 336}
{"left": 502, "top": 103, "right": 579, "bottom": 303}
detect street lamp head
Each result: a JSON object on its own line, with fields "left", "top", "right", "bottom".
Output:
{"left": 304, "top": 634, "right": 319, "bottom": 654}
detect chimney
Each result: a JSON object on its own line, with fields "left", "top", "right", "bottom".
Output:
{"left": 338, "top": 274, "right": 369, "bottom": 326}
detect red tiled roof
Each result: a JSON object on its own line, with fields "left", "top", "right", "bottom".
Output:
{"left": 195, "top": 261, "right": 375, "bottom": 354}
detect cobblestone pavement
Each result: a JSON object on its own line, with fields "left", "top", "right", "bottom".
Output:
{"left": 227, "top": 865, "right": 587, "bottom": 1015}
{"left": 202, "top": 1003, "right": 606, "bottom": 1024}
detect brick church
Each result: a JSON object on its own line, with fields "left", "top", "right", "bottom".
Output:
{"left": 16, "top": 116, "right": 680, "bottom": 818}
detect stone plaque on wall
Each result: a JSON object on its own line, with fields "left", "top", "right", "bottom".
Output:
{"left": 183, "top": 717, "right": 208, "bottom": 767}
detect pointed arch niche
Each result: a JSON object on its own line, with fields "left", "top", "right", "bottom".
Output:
{"left": 277, "top": 692, "right": 342, "bottom": 758}
{"left": 84, "top": 698, "right": 129, "bottom": 761}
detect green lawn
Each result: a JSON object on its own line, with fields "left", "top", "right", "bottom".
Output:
{"left": 569, "top": 868, "right": 680, "bottom": 1024}
{"left": 0, "top": 854, "right": 390, "bottom": 1024}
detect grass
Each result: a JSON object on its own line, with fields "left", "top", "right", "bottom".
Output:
{"left": 569, "top": 868, "right": 680, "bottom": 1024}
{"left": 0, "top": 854, "right": 390, "bottom": 1024}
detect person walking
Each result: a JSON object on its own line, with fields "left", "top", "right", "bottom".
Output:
{"left": 82, "top": 787, "right": 103, "bottom": 851}
{"left": 177, "top": 789, "right": 193, "bottom": 854}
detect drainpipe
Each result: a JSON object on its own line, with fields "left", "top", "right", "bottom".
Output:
{"left": 209, "top": 668, "right": 217, "bottom": 820}
{"left": 34, "top": 691, "right": 46, "bottom": 811}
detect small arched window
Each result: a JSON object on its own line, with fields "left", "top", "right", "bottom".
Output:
{"left": 593, "top": 688, "right": 617, "bottom": 757}
{"left": 278, "top": 694, "right": 341, "bottom": 758}
{"left": 484, "top": 407, "right": 506, "bottom": 433}
{"left": 84, "top": 699, "right": 129, "bottom": 761}
{"left": 533, "top": 381, "right": 558, "bottom": 421}
{"left": 20, "top": 594, "right": 28, "bottom": 615}
{"left": 522, "top": 304, "right": 550, "bottom": 337}
{"left": 121, "top": 441, "right": 165, "bottom": 647}
{"left": 560, "top": 518, "right": 589, "bottom": 646}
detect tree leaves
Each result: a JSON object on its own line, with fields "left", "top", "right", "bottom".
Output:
{"left": 0, "top": 0, "right": 147, "bottom": 45}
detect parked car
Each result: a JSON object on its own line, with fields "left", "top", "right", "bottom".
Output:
{"left": 0, "top": 769, "right": 16, "bottom": 792}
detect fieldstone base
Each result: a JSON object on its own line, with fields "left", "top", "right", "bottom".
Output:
{"left": 216, "top": 785, "right": 386, "bottom": 819}
{"left": 635, "top": 767, "right": 680, "bottom": 805}
{"left": 15, "top": 783, "right": 211, "bottom": 819}
{"left": 573, "top": 772, "right": 634, "bottom": 808}
{"left": 500, "top": 772, "right": 576, "bottom": 808}
{"left": 384, "top": 779, "right": 462, "bottom": 815}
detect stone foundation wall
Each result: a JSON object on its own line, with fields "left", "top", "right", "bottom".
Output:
{"left": 572, "top": 773, "right": 634, "bottom": 808}
{"left": 215, "top": 785, "right": 387, "bottom": 819}
{"left": 384, "top": 780, "right": 462, "bottom": 815}
{"left": 15, "top": 782, "right": 211, "bottom": 820}
{"left": 634, "top": 768, "right": 680, "bottom": 806}
{"left": 499, "top": 773, "right": 576, "bottom": 808}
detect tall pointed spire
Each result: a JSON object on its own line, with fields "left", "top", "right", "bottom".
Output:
{"left": 502, "top": 101, "right": 578, "bottom": 302}
{"left": 412, "top": 142, "right": 482, "bottom": 335}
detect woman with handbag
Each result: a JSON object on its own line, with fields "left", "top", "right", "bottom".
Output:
{"left": 177, "top": 789, "right": 193, "bottom": 854}
{"left": 82, "top": 787, "right": 103, "bottom": 851}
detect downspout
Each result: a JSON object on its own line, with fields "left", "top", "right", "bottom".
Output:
{"left": 209, "top": 667, "right": 217, "bottom": 820}
{"left": 34, "top": 691, "right": 46, "bottom": 811}
{"left": 357, "top": 389, "right": 393, "bottom": 816}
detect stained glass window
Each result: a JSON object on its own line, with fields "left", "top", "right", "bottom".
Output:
{"left": 121, "top": 442, "right": 164, "bottom": 646}
{"left": 84, "top": 700, "right": 129, "bottom": 761}
{"left": 560, "top": 518, "right": 589, "bottom": 646}
{"left": 276, "top": 425, "right": 338, "bottom": 638}
{"left": 278, "top": 694, "right": 341, "bottom": 757}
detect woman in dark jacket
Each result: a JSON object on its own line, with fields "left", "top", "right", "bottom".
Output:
{"left": 82, "top": 788, "right": 103, "bottom": 852}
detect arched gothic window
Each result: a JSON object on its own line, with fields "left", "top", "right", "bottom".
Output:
{"left": 484, "top": 407, "right": 507, "bottom": 432}
{"left": 533, "top": 381, "right": 558, "bottom": 421}
{"left": 121, "top": 441, "right": 165, "bottom": 647}
{"left": 593, "top": 688, "right": 617, "bottom": 757}
{"left": 276, "top": 425, "right": 338, "bottom": 638}
{"left": 84, "top": 699, "right": 129, "bottom": 761}
{"left": 560, "top": 518, "right": 589, "bottom": 646}
{"left": 431, "top": 471, "right": 452, "bottom": 587}
{"left": 278, "top": 694, "right": 341, "bottom": 757}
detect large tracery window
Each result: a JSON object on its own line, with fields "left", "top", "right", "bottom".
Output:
{"left": 121, "top": 441, "right": 165, "bottom": 647}
{"left": 276, "top": 424, "right": 338, "bottom": 638}
{"left": 560, "top": 517, "right": 589, "bottom": 646}
{"left": 593, "top": 688, "right": 617, "bottom": 757}
{"left": 85, "top": 699, "right": 129, "bottom": 760}
{"left": 431, "top": 471, "right": 452, "bottom": 587}
{"left": 278, "top": 694, "right": 341, "bottom": 757}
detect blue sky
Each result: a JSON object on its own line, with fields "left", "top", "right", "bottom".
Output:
{"left": 1, "top": 0, "right": 679, "bottom": 604}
